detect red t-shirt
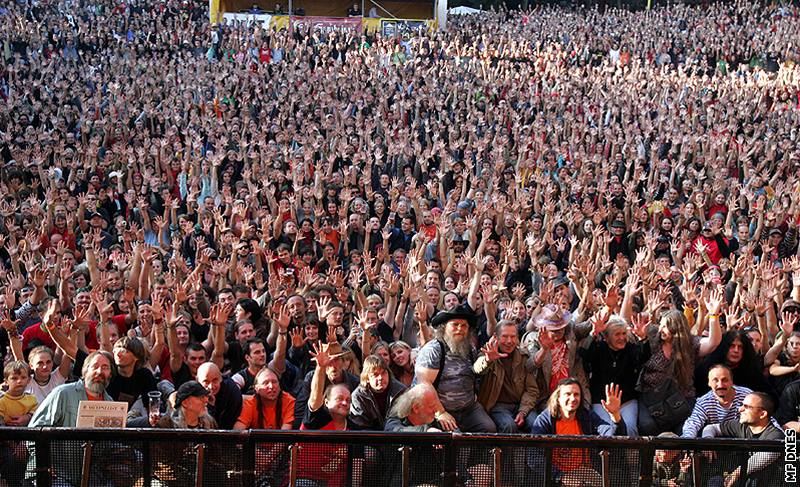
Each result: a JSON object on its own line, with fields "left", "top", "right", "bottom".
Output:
{"left": 553, "top": 417, "right": 589, "bottom": 471}
{"left": 298, "top": 409, "right": 347, "bottom": 487}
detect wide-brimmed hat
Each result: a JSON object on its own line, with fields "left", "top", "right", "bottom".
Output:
{"left": 534, "top": 304, "right": 571, "bottom": 331}
{"left": 430, "top": 305, "right": 477, "bottom": 329}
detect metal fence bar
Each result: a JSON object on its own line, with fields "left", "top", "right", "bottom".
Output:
{"left": 442, "top": 436, "right": 457, "bottom": 487}
{"left": 241, "top": 433, "right": 255, "bottom": 486}
{"left": 492, "top": 447, "right": 502, "bottom": 487}
{"left": 288, "top": 443, "right": 300, "bottom": 487}
{"left": 637, "top": 443, "right": 656, "bottom": 487}
{"left": 599, "top": 449, "right": 610, "bottom": 487}
{"left": 80, "top": 441, "right": 93, "bottom": 487}
{"left": 544, "top": 447, "right": 553, "bottom": 487}
{"left": 691, "top": 450, "right": 702, "bottom": 487}
{"left": 400, "top": 446, "right": 411, "bottom": 487}
{"left": 194, "top": 443, "right": 205, "bottom": 487}
{"left": 34, "top": 435, "right": 52, "bottom": 487}
{"left": 142, "top": 440, "right": 152, "bottom": 487}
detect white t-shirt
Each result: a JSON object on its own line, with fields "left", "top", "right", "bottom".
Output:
{"left": 27, "top": 369, "right": 68, "bottom": 405}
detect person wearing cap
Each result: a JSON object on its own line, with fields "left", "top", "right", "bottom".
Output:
{"left": 526, "top": 304, "right": 592, "bottom": 411}
{"left": 413, "top": 306, "right": 496, "bottom": 432}
{"left": 763, "top": 223, "right": 798, "bottom": 264}
{"left": 156, "top": 380, "right": 216, "bottom": 429}
{"left": 689, "top": 219, "right": 730, "bottom": 266}
{"left": 608, "top": 220, "right": 630, "bottom": 261}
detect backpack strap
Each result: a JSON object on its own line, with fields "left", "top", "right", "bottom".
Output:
{"left": 432, "top": 339, "right": 446, "bottom": 389}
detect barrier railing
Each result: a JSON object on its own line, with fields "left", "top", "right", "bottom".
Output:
{"left": 0, "top": 427, "right": 787, "bottom": 486}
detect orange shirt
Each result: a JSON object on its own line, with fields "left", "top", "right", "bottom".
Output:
{"left": 236, "top": 392, "right": 295, "bottom": 429}
{"left": 552, "top": 416, "right": 589, "bottom": 472}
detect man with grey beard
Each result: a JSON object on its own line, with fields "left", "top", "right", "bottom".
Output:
{"left": 28, "top": 351, "right": 122, "bottom": 486}
{"left": 30, "top": 350, "right": 115, "bottom": 427}
{"left": 413, "top": 306, "right": 496, "bottom": 432}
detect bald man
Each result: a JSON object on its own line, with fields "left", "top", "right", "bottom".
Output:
{"left": 196, "top": 362, "right": 243, "bottom": 429}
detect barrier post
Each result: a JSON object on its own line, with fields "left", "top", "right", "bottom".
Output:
{"left": 544, "top": 447, "right": 553, "bottom": 487}
{"left": 80, "top": 441, "right": 93, "bottom": 487}
{"left": 492, "top": 447, "right": 502, "bottom": 487}
{"left": 400, "top": 446, "right": 411, "bottom": 487}
{"left": 34, "top": 434, "right": 52, "bottom": 487}
{"left": 442, "top": 437, "right": 457, "bottom": 487}
{"left": 599, "top": 449, "right": 610, "bottom": 487}
{"left": 194, "top": 443, "right": 205, "bottom": 487}
{"left": 142, "top": 440, "right": 152, "bottom": 487}
{"left": 637, "top": 444, "right": 656, "bottom": 487}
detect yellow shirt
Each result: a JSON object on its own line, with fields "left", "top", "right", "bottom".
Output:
{"left": 0, "top": 392, "right": 38, "bottom": 422}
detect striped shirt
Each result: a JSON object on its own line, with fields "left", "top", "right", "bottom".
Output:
{"left": 681, "top": 386, "right": 753, "bottom": 438}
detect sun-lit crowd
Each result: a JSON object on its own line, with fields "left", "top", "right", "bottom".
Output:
{"left": 0, "top": 0, "right": 798, "bottom": 485}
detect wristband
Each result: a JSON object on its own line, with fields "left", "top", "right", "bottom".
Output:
{"left": 707, "top": 314, "right": 719, "bottom": 320}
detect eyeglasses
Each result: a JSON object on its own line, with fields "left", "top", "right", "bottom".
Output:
{"left": 740, "top": 403, "right": 763, "bottom": 411}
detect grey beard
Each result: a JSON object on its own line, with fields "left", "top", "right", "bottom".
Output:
{"left": 85, "top": 377, "right": 108, "bottom": 395}
{"left": 442, "top": 333, "right": 471, "bottom": 359}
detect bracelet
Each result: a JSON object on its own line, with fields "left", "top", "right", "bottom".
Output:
{"left": 278, "top": 331, "right": 288, "bottom": 336}
{"left": 707, "top": 314, "right": 719, "bottom": 320}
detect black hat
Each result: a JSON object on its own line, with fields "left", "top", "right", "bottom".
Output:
{"left": 610, "top": 220, "right": 626, "bottom": 229}
{"left": 175, "top": 381, "right": 210, "bottom": 408}
{"left": 768, "top": 227, "right": 783, "bottom": 236}
{"left": 429, "top": 305, "right": 477, "bottom": 329}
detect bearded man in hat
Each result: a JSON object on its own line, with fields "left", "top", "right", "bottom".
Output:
{"left": 413, "top": 305, "right": 496, "bottom": 432}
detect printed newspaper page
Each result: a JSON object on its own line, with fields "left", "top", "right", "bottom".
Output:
{"left": 76, "top": 401, "right": 128, "bottom": 428}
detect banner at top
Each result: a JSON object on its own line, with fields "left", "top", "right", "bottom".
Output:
{"left": 290, "top": 16, "right": 363, "bottom": 35}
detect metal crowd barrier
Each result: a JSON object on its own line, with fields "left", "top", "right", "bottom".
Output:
{"left": 0, "top": 427, "right": 787, "bottom": 486}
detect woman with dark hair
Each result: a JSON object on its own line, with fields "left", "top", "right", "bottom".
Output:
{"left": 694, "top": 329, "right": 774, "bottom": 398}
{"left": 637, "top": 291, "right": 723, "bottom": 435}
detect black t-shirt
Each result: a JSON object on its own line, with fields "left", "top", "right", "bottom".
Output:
{"left": 719, "top": 418, "right": 784, "bottom": 441}
{"left": 302, "top": 405, "right": 355, "bottom": 430}
{"left": 226, "top": 341, "right": 245, "bottom": 373}
{"left": 109, "top": 368, "right": 158, "bottom": 408}
{"left": 171, "top": 362, "right": 193, "bottom": 389}
{"left": 73, "top": 348, "right": 158, "bottom": 408}
{"left": 303, "top": 404, "right": 335, "bottom": 429}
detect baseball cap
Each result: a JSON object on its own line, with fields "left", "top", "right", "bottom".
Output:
{"left": 175, "top": 381, "right": 210, "bottom": 408}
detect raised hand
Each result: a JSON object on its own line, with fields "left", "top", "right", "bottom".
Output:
{"left": 310, "top": 341, "right": 333, "bottom": 368}
{"left": 704, "top": 288, "right": 724, "bottom": 316}
{"left": 275, "top": 303, "right": 291, "bottom": 332}
{"left": 290, "top": 328, "right": 308, "bottom": 349}
{"left": 480, "top": 336, "right": 509, "bottom": 361}
{"left": 601, "top": 383, "right": 623, "bottom": 422}
{"left": 589, "top": 306, "right": 611, "bottom": 336}
{"left": 317, "top": 296, "right": 332, "bottom": 322}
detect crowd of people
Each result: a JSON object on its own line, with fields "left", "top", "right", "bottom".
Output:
{"left": 1, "top": 0, "right": 799, "bottom": 485}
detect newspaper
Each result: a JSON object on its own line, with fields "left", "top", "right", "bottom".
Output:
{"left": 76, "top": 401, "right": 128, "bottom": 428}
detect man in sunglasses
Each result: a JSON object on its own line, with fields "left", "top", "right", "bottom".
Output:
{"left": 702, "top": 392, "right": 784, "bottom": 486}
